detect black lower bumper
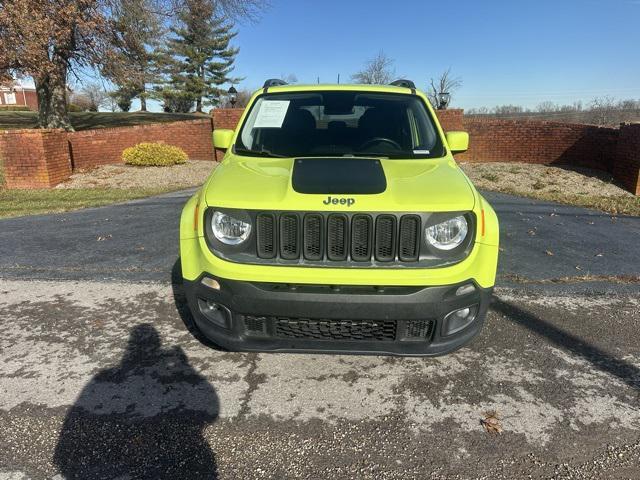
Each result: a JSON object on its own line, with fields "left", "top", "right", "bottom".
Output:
{"left": 183, "top": 275, "right": 493, "bottom": 356}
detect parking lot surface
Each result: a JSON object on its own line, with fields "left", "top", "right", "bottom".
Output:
{"left": 0, "top": 190, "right": 639, "bottom": 479}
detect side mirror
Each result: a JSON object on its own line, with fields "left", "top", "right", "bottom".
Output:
{"left": 213, "top": 129, "right": 234, "bottom": 150}
{"left": 445, "top": 131, "right": 469, "bottom": 154}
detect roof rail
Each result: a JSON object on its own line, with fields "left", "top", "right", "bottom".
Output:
{"left": 390, "top": 79, "right": 416, "bottom": 89}
{"left": 263, "top": 79, "right": 288, "bottom": 88}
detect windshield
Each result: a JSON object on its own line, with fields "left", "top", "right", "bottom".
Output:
{"left": 235, "top": 91, "right": 444, "bottom": 158}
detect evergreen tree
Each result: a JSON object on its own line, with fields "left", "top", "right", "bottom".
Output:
{"left": 104, "top": 0, "right": 165, "bottom": 111}
{"left": 162, "top": 0, "right": 240, "bottom": 112}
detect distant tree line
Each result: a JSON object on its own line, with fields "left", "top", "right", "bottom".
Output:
{"left": 466, "top": 97, "right": 640, "bottom": 126}
{"left": 0, "top": 0, "right": 265, "bottom": 129}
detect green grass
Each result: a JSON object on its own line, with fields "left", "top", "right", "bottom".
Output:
{"left": 0, "top": 187, "right": 174, "bottom": 218}
{"left": 0, "top": 111, "right": 205, "bottom": 131}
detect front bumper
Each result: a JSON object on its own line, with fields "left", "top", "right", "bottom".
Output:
{"left": 183, "top": 275, "right": 493, "bottom": 356}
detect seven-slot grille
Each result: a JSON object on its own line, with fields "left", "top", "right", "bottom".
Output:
{"left": 256, "top": 213, "right": 421, "bottom": 263}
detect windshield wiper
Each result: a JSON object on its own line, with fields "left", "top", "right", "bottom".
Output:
{"left": 234, "top": 147, "right": 286, "bottom": 158}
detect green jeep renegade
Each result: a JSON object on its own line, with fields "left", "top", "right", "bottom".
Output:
{"left": 179, "top": 79, "right": 499, "bottom": 356}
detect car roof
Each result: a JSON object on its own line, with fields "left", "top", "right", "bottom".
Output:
{"left": 255, "top": 83, "right": 419, "bottom": 95}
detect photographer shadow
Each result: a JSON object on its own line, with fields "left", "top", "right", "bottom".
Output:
{"left": 53, "top": 324, "right": 219, "bottom": 479}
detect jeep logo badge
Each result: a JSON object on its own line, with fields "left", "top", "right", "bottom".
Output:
{"left": 323, "top": 196, "right": 355, "bottom": 207}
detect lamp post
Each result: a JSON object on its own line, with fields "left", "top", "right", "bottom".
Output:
{"left": 437, "top": 91, "right": 451, "bottom": 110}
{"left": 228, "top": 86, "right": 237, "bottom": 108}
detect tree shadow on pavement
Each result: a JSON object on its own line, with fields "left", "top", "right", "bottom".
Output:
{"left": 53, "top": 324, "right": 220, "bottom": 479}
{"left": 492, "top": 298, "right": 640, "bottom": 392}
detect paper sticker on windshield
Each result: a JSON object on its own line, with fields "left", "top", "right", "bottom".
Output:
{"left": 254, "top": 100, "right": 290, "bottom": 128}
{"left": 413, "top": 149, "right": 430, "bottom": 154}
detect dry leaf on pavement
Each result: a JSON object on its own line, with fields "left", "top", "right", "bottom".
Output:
{"left": 481, "top": 411, "right": 503, "bottom": 434}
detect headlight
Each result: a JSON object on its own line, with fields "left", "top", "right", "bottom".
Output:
{"left": 425, "top": 215, "right": 468, "bottom": 250}
{"left": 211, "top": 211, "right": 251, "bottom": 245}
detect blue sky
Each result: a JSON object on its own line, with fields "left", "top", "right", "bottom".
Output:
{"left": 230, "top": 0, "right": 640, "bottom": 109}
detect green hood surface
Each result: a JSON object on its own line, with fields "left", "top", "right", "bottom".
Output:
{"left": 205, "top": 156, "right": 476, "bottom": 212}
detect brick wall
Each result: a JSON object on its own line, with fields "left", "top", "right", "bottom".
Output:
{"left": 613, "top": 123, "right": 640, "bottom": 195}
{"left": 457, "top": 118, "right": 619, "bottom": 171}
{"left": 435, "top": 109, "right": 464, "bottom": 131}
{"left": 212, "top": 108, "right": 244, "bottom": 130}
{"left": 1, "top": 119, "right": 214, "bottom": 188}
{"left": 2, "top": 110, "right": 640, "bottom": 195}
{"left": 68, "top": 119, "right": 214, "bottom": 170}
{"left": 0, "top": 129, "right": 70, "bottom": 188}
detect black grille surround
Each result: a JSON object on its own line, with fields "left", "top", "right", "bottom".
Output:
{"left": 183, "top": 274, "right": 494, "bottom": 355}
{"left": 205, "top": 208, "right": 476, "bottom": 269}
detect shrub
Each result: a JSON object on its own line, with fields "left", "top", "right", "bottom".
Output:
{"left": 122, "top": 142, "right": 188, "bottom": 167}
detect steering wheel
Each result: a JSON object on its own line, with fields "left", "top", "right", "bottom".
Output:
{"left": 358, "top": 137, "right": 402, "bottom": 151}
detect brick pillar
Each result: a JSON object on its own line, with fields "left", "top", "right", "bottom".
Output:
{"left": 212, "top": 108, "right": 245, "bottom": 160}
{"left": 0, "top": 129, "right": 71, "bottom": 188}
{"left": 614, "top": 123, "right": 640, "bottom": 195}
{"left": 212, "top": 108, "right": 244, "bottom": 130}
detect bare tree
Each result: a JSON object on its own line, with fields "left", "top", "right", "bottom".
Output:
{"left": 80, "top": 82, "right": 109, "bottom": 111}
{"left": 617, "top": 99, "right": 639, "bottom": 110}
{"left": 210, "top": 0, "right": 267, "bottom": 22}
{"left": 428, "top": 68, "right": 462, "bottom": 109}
{"left": 466, "top": 106, "right": 489, "bottom": 115}
{"left": 590, "top": 96, "right": 617, "bottom": 126}
{"left": 351, "top": 51, "right": 395, "bottom": 85}
{"left": 558, "top": 101, "right": 583, "bottom": 113}
{"left": 492, "top": 105, "right": 526, "bottom": 114}
{"left": 536, "top": 101, "right": 558, "bottom": 113}
{"left": 69, "top": 92, "right": 93, "bottom": 111}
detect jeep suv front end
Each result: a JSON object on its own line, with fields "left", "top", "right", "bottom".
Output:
{"left": 180, "top": 81, "right": 499, "bottom": 356}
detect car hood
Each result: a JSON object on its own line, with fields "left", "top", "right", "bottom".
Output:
{"left": 204, "top": 156, "right": 476, "bottom": 212}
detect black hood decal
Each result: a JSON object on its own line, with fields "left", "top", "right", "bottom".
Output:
{"left": 292, "top": 158, "right": 387, "bottom": 195}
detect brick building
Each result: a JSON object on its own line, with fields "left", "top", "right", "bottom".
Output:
{"left": 0, "top": 86, "right": 38, "bottom": 111}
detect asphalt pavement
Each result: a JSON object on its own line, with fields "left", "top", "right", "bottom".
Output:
{"left": 0, "top": 190, "right": 639, "bottom": 479}
{"left": 0, "top": 190, "right": 638, "bottom": 289}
